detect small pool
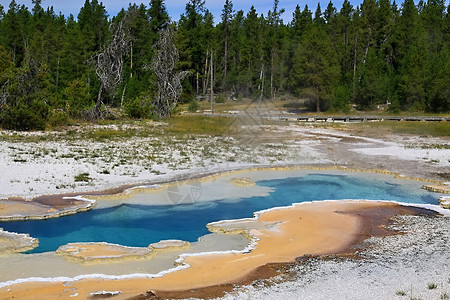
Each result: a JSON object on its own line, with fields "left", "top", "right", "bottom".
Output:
{"left": 0, "top": 172, "right": 442, "bottom": 253}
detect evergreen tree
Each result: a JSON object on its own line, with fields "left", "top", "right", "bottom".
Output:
{"left": 335, "top": 0, "right": 354, "bottom": 85}
{"left": 0, "top": 45, "right": 11, "bottom": 73}
{"left": 60, "top": 14, "right": 85, "bottom": 88}
{"left": 349, "top": 6, "right": 364, "bottom": 98}
{"left": 31, "top": 0, "right": 43, "bottom": 17}
{"left": 377, "top": 0, "right": 395, "bottom": 66}
{"left": 393, "top": 0, "right": 420, "bottom": 62}
{"left": 291, "top": 5, "right": 301, "bottom": 37}
{"left": 220, "top": 0, "right": 234, "bottom": 88}
{"left": 3, "top": 1, "right": 32, "bottom": 66}
{"left": 324, "top": 1, "right": 337, "bottom": 24}
{"left": 355, "top": 47, "right": 391, "bottom": 109}
{"left": 420, "top": 0, "right": 445, "bottom": 60}
{"left": 361, "top": 0, "right": 378, "bottom": 45}
{"left": 178, "top": 0, "right": 207, "bottom": 96}
{"left": 0, "top": 6, "right": 4, "bottom": 48}
{"left": 444, "top": 4, "right": 450, "bottom": 46}
{"left": 397, "top": 35, "right": 428, "bottom": 111}
{"left": 427, "top": 44, "right": 449, "bottom": 112}
{"left": 240, "top": 6, "right": 264, "bottom": 96}
{"left": 1, "top": 0, "right": 449, "bottom": 130}
{"left": 266, "top": 0, "right": 285, "bottom": 99}
{"left": 324, "top": 1, "right": 338, "bottom": 55}
{"left": 391, "top": 0, "right": 429, "bottom": 110}
{"left": 422, "top": 0, "right": 448, "bottom": 112}
{"left": 227, "top": 9, "right": 245, "bottom": 93}
{"left": 291, "top": 26, "right": 339, "bottom": 112}
{"left": 148, "top": 0, "right": 169, "bottom": 44}
{"left": 314, "top": 3, "right": 324, "bottom": 25}
{"left": 289, "top": 5, "right": 314, "bottom": 95}
{"left": 292, "top": 5, "right": 313, "bottom": 39}
{"left": 78, "top": 0, "right": 108, "bottom": 55}
{"left": 0, "top": 51, "right": 51, "bottom": 130}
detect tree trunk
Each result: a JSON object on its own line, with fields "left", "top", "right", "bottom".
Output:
{"left": 258, "top": 64, "right": 264, "bottom": 114}
{"left": 95, "top": 84, "right": 103, "bottom": 117}
{"left": 223, "top": 38, "right": 228, "bottom": 87}
{"left": 56, "top": 56, "right": 60, "bottom": 94}
{"left": 196, "top": 72, "right": 199, "bottom": 95}
{"left": 121, "top": 84, "right": 127, "bottom": 108}
{"left": 352, "top": 35, "right": 358, "bottom": 97}
{"left": 203, "top": 49, "right": 209, "bottom": 95}
{"left": 210, "top": 51, "right": 214, "bottom": 114}
{"left": 270, "top": 52, "right": 274, "bottom": 100}
{"left": 196, "top": 71, "right": 199, "bottom": 95}
{"left": 130, "top": 43, "right": 133, "bottom": 78}
{"left": 315, "top": 86, "right": 321, "bottom": 113}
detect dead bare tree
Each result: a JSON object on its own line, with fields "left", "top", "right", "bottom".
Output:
{"left": 210, "top": 50, "right": 214, "bottom": 114}
{"left": 151, "top": 27, "right": 190, "bottom": 119}
{"left": 0, "top": 80, "right": 9, "bottom": 109}
{"left": 88, "top": 9, "right": 135, "bottom": 120}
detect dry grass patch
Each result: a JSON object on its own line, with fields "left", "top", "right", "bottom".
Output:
{"left": 356, "top": 121, "right": 450, "bottom": 137}
{"left": 167, "top": 115, "right": 234, "bottom": 136}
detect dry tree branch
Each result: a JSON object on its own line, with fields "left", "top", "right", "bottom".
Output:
{"left": 88, "top": 9, "right": 136, "bottom": 120}
{"left": 151, "top": 26, "right": 190, "bottom": 118}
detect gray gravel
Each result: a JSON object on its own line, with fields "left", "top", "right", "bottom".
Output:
{"left": 220, "top": 214, "right": 450, "bottom": 300}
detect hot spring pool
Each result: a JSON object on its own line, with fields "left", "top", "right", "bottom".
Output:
{"left": 0, "top": 171, "right": 442, "bottom": 253}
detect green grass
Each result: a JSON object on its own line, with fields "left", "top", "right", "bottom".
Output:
{"left": 0, "top": 110, "right": 447, "bottom": 145}
{"left": 85, "top": 128, "right": 136, "bottom": 141}
{"left": 74, "top": 172, "right": 92, "bottom": 182}
{"left": 428, "top": 283, "right": 438, "bottom": 290}
{"left": 354, "top": 121, "right": 450, "bottom": 137}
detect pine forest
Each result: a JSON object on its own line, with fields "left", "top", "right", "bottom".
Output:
{"left": 0, "top": 0, "right": 449, "bottom": 130}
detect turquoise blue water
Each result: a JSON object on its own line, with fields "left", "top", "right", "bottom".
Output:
{"left": 0, "top": 173, "right": 441, "bottom": 253}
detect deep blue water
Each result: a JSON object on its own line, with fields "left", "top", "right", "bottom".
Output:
{"left": 0, "top": 173, "right": 441, "bottom": 253}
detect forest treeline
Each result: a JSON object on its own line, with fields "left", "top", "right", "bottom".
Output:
{"left": 0, "top": 0, "right": 448, "bottom": 130}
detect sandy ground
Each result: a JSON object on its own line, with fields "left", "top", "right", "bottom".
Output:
{"left": 0, "top": 119, "right": 449, "bottom": 299}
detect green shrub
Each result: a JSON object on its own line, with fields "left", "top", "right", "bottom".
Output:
{"left": 64, "top": 78, "right": 93, "bottom": 117}
{"left": 180, "top": 77, "right": 195, "bottom": 103}
{"left": 331, "top": 85, "right": 351, "bottom": 113}
{"left": 427, "top": 283, "right": 438, "bottom": 290}
{"left": 215, "top": 94, "right": 225, "bottom": 103}
{"left": 48, "top": 110, "right": 69, "bottom": 127}
{"left": 124, "top": 95, "right": 153, "bottom": 119}
{"left": 1, "top": 100, "right": 47, "bottom": 130}
{"left": 188, "top": 100, "right": 200, "bottom": 112}
{"left": 388, "top": 97, "right": 401, "bottom": 113}
{"left": 74, "top": 172, "right": 91, "bottom": 182}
